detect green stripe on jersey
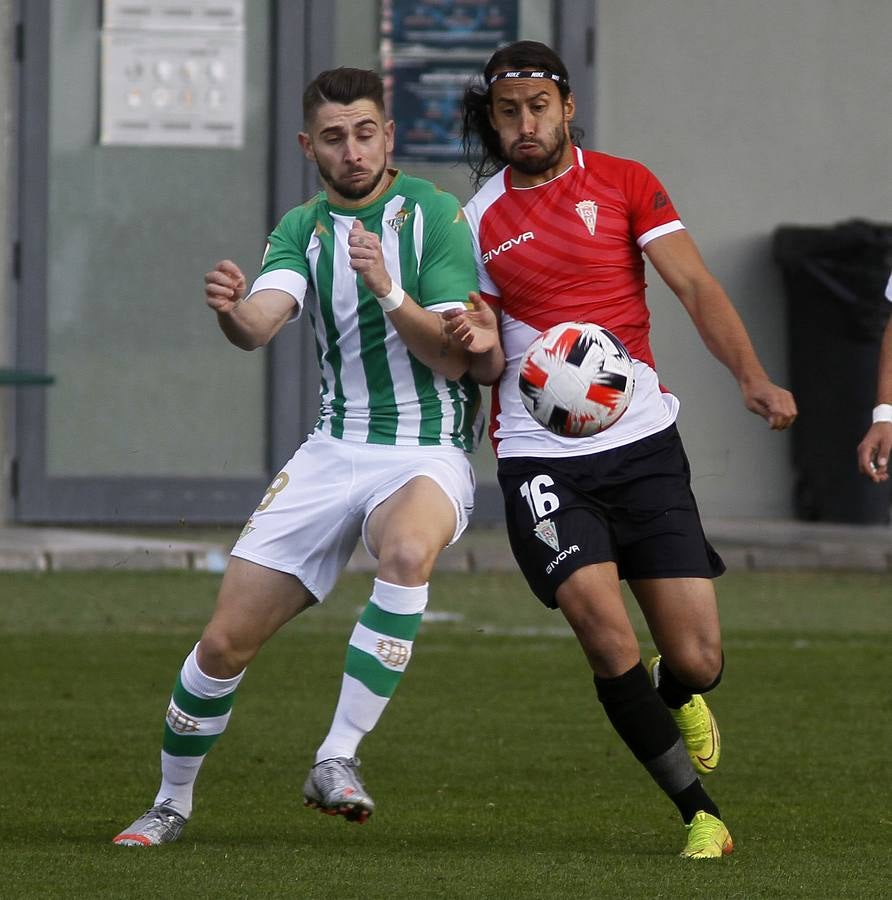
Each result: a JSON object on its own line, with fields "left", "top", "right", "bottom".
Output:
{"left": 392, "top": 199, "right": 443, "bottom": 444}
{"left": 359, "top": 602, "right": 423, "bottom": 641}
{"left": 313, "top": 221, "right": 346, "bottom": 439}
{"left": 356, "top": 214, "right": 398, "bottom": 444}
{"left": 345, "top": 645, "right": 402, "bottom": 697}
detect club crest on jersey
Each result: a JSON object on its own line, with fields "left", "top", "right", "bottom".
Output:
{"left": 534, "top": 517, "right": 560, "bottom": 552}
{"left": 386, "top": 207, "right": 412, "bottom": 233}
{"left": 575, "top": 200, "right": 598, "bottom": 236}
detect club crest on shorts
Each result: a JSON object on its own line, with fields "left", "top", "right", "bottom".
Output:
{"left": 533, "top": 517, "right": 560, "bottom": 552}
{"left": 575, "top": 200, "right": 598, "bottom": 236}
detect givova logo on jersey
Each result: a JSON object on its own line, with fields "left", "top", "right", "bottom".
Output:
{"left": 482, "top": 230, "right": 535, "bottom": 264}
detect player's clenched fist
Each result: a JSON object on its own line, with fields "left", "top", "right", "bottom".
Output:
{"left": 205, "top": 259, "right": 246, "bottom": 314}
{"left": 347, "top": 220, "right": 391, "bottom": 298}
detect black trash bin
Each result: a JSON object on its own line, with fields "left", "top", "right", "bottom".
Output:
{"left": 773, "top": 219, "right": 892, "bottom": 524}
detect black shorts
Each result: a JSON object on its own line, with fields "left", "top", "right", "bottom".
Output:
{"left": 497, "top": 424, "right": 725, "bottom": 608}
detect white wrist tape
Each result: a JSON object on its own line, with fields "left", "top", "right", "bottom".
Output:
{"left": 375, "top": 281, "right": 404, "bottom": 312}
{"left": 872, "top": 403, "right": 892, "bottom": 424}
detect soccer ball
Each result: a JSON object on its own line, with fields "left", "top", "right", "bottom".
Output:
{"left": 518, "top": 321, "right": 635, "bottom": 437}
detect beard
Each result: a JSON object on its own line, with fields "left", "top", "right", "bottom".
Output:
{"left": 317, "top": 158, "right": 388, "bottom": 201}
{"left": 505, "top": 125, "right": 568, "bottom": 175}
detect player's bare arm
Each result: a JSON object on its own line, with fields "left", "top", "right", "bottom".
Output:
{"left": 205, "top": 259, "right": 295, "bottom": 350}
{"left": 857, "top": 316, "right": 892, "bottom": 482}
{"left": 347, "top": 220, "right": 472, "bottom": 380}
{"left": 442, "top": 292, "right": 506, "bottom": 385}
{"left": 645, "top": 230, "right": 797, "bottom": 431}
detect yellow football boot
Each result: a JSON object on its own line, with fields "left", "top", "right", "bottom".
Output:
{"left": 680, "top": 811, "right": 734, "bottom": 859}
{"left": 648, "top": 656, "right": 721, "bottom": 775}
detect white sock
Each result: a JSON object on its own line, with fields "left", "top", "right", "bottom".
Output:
{"left": 154, "top": 643, "right": 245, "bottom": 818}
{"left": 315, "top": 579, "right": 428, "bottom": 763}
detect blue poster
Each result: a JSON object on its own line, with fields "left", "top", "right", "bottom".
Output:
{"left": 389, "top": 60, "right": 474, "bottom": 160}
{"left": 388, "top": 0, "right": 518, "bottom": 48}
{"left": 382, "top": 0, "right": 519, "bottom": 161}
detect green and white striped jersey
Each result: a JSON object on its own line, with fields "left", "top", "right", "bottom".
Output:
{"left": 249, "top": 170, "right": 482, "bottom": 450}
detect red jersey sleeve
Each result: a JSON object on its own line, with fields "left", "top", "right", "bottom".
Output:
{"left": 621, "top": 158, "right": 683, "bottom": 247}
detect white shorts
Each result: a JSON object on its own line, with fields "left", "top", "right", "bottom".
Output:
{"left": 230, "top": 432, "right": 475, "bottom": 601}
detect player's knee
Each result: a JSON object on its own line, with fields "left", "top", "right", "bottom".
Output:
{"left": 699, "top": 649, "right": 724, "bottom": 692}
{"left": 570, "top": 617, "right": 640, "bottom": 677}
{"left": 197, "top": 631, "right": 254, "bottom": 678}
{"left": 671, "top": 646, "right": 724, "bottom": 693}
{"left": 376, "top": 534, "right": 439, "bottom": 584}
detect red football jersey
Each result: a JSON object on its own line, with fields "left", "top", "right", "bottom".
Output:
{"left": 465, "top": 147, "right": 684, "bottom": 457}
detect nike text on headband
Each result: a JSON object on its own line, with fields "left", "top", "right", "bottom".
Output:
{"left": 487, "top": 70, "right": 570, "bottom": 88}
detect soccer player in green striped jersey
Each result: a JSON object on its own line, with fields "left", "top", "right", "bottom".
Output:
{"left": 113, "top": 68, "right": 504, "bottom": 847}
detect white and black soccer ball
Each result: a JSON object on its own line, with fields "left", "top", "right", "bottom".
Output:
{"left": 518, "top": 321, "right": 635, "bottom": 437}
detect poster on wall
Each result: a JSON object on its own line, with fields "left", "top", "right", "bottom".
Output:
{"left": 100, "top": 0, "right": 245, "bottom": 148}
{"left": 386, "top": 0, "right": 517, "bottom": 48}
{"left": 388, "top": 60, "right": 474, "bottom": 161}
{"left": 381, "top": 0, "right": 518, "bottom": 161}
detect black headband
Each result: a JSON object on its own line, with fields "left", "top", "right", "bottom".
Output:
{"left": 487, "top": 70, "right": 569, "bottom": 88}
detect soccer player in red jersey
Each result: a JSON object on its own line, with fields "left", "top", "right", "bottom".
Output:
{"left": 447, "top": 41, "right": 797, "bottom": 858}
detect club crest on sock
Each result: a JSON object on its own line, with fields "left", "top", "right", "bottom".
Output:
{"left": 375, "top": 638, "right": 410, "bottom": 668}
{"left": 166, "top": 703, "right": 200, "bottom": 734}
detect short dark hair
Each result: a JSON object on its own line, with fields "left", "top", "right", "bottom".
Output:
{"left": 461, "top": 41, "right": 583, "bottom": 188}
{"left": 303, "top": 68, "right": 385, "bottom": 125}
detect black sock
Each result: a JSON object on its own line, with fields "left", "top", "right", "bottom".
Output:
{"left": 595, "top": 662, "right": 719, "bottom": 823}
{"left": 673, "top": 781, "right": 720, "bottom": 824}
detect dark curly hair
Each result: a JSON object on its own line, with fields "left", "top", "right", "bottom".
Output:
{"left": 461, "top": 41, "right": 584, "bottom": 188}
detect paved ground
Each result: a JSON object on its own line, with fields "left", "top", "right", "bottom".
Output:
{"left": 1, "top": 518, "right": 890, "bottom": 573}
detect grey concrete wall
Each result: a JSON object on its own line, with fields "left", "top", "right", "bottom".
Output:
{"left": 596, "top": 0, "right": 892, "bottom": 516}
{"left": 0, "top": 0, "right": 14, "bottom": 524}
{"left": 1, "top": 2, "right": 889, "bottom": 523}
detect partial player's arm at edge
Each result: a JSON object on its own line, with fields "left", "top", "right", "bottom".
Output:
{"left": 857, "top": 314, "right": 892, "bottom": 482}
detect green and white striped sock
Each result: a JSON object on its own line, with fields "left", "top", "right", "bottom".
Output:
{"left": 154, "top": 643, "right": 245, "bottom": 818}
{"left": 315, "top": 578, "right": 427, "bottom": 762}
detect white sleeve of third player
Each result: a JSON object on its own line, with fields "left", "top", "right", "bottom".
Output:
{"left": 885, "top": 271, "right": 892, "bottom": 301}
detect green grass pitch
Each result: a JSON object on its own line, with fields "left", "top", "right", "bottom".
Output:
{"left": 1, "top": 569, "right": 889, "bottom": 898}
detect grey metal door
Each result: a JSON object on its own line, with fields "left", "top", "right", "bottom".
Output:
{"left": 14, "top": 0, "right": 329, "bottom": 523}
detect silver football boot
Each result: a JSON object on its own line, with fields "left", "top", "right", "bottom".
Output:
{"left": 112, "top": 801, "right": 188, "bottom": 846}
{"left": 303, "top": 756, "right": 375, "bottom": 824}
